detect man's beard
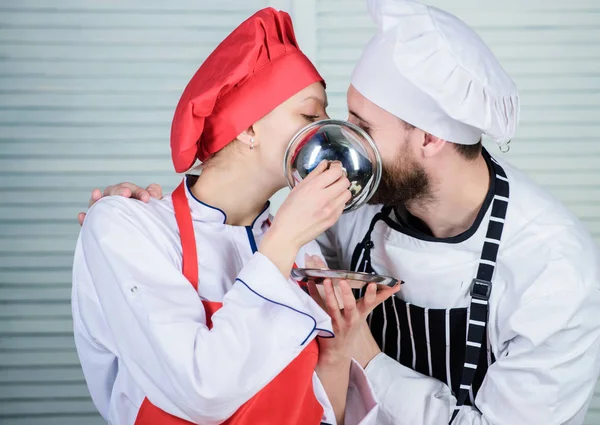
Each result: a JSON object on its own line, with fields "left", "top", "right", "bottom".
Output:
{"left": 367, "top": 149, "right": 431, "bottom": 208}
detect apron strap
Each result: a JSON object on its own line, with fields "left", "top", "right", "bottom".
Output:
{"left": 450, "top": 158, "right": 510, "bottom": 423}
{"left": 172, "top": 180, "right": 199, "bottom": 290}
{"left": 350, "top": 206, "right": 392, "bottom": 274}
{"left": 172, "top": 180, "right": 294, "bottom": 290}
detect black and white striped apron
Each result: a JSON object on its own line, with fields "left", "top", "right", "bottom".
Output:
{"left": 351, "top": 155, "right": 509, "bottom": 422}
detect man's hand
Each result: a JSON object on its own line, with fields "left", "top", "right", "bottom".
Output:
{"left": 307, "top": 265, "right": 397, "bottom": 424}
{"left": 304, "top": 254, "right": 389, "bottom": 368}
{"left": 308, "top": 278, "right": 396, "bottom": 365}
{"left": 78, "top": 183, "right": 163, "bottom": 226}
{"left": 304, "top": 254, "right": 345, "bottom": 309}
{"left": 348, "top": 320, "right": 383, "bottom": 369}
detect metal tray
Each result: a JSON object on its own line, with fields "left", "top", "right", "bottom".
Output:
{"left": 291, "top": 267, "right": 399, "bottom": 289}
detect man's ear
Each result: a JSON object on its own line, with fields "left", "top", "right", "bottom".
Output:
{"left": 421, "top": 133, "right": 447, "bottom": 158}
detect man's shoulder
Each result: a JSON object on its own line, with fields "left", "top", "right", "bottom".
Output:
{"left": 501, "top": 158, "right": 593, "bottom": 246}
{"left": 497, "top": 161, "right": 599, "bottom": 297}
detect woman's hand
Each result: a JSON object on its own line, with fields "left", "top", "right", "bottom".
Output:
{"left": 259, "top": 160, "right": 351, "bottom": 276}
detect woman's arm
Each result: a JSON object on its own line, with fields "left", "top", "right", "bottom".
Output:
{"left": 74, "top": 196, "right": 332, "bottom": 424}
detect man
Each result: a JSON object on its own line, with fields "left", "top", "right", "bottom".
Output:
{"left": 80, "top": 0, "right": 600, "bottom": 423}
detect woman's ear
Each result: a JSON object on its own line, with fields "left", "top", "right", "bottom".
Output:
{"left": 236, "top": 125, "right": 258, "bottom": 149}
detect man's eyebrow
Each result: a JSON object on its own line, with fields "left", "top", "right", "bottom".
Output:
{"left": 349, "top": 110, "right": 370, "bottom": 126}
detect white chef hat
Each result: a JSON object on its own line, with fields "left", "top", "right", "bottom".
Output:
{"left": 351, "top": 0, "right": 520, "bottom": 149}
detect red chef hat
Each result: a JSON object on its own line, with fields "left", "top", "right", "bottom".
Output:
{"left": 170, "top": 7, "right": 325, "bottom": 173}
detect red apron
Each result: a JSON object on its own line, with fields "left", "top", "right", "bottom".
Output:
{"left": 134, "top": 182, "right": 324, "bottom": 425}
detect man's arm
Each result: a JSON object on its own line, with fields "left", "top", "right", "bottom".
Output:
{"left": 362, "top": 261, "right": 600, "bottom": 425}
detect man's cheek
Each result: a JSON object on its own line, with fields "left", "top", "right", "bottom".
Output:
{"left": 374, "top": 141, "right": 395, "bottom": 162}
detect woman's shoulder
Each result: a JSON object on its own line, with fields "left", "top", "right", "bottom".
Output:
{"left": 82, "top": 195, "right": 178, "bottom": 243}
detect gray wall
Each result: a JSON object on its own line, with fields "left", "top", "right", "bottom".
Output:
{"left": 0, "top": 0, "right": 598, "bottom": 423}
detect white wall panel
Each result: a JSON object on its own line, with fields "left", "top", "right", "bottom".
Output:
{"left": 0, "top": 1, "right": 270, "bottom": 423}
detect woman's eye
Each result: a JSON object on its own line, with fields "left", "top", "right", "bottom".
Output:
{"left": 302, "top": 114, "right": 320, "bottom": 122}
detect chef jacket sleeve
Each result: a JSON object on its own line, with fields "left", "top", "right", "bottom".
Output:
{"left": 364, "top": 259, "right": 600, "bottom": 425}
{"left": 73, "top": 197, "right": 334, "bottom": 424}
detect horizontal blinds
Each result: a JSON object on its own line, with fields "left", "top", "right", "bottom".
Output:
{"left": 0, "top": 1, "right": 268, "bottom": 423}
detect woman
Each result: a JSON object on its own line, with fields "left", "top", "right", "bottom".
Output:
{"left": 72, "top": 7, "right": 397, "bottom": 425}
